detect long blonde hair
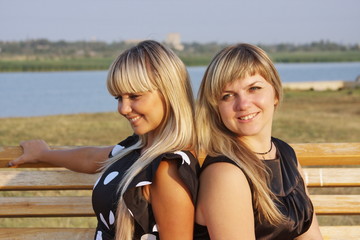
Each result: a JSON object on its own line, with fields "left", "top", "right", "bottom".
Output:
{"left": 196, "top": 43, "right": 284, "bottom": 224}
{"left": 104, "top": 40, "right": 196, "bottom": 239}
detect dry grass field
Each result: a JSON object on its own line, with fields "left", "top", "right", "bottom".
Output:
{"left": 1, "top": 89, "right": 360, "bottom": 146}
{"left": 273, "top": 88, "right": 360, "bottom": 143}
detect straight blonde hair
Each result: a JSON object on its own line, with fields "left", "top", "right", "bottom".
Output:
{"left": 104, "top": 40, "right": 196, "bottom": 240}
{"left": 196, "top": 43, "right": 284, "bottom": 225}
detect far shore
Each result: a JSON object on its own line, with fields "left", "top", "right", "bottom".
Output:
{"left": 283, "top": 79, "right": 360, "bottom": 91}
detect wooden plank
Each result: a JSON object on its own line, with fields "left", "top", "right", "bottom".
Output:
{"left": 292, "top": 142, "right": 360, "bottom": 166}
{"left": 0, "top": 146, "right": 76, "bottom": 168}
{"left": 0, "top": 170, "right": 100, "bottom": 190}
{"left": 312, "top": 195, "right": 360, "bottom": 215}
{"left": 0, "top": 146, "right": 24, "bottom": 163}
{"left": 303, "top": 168, "right": 360, "bottom": 187}
{"left": 0, "top": 226, "right": 358, "bottom": 240}
{"left": 0, "top": 228, "right": 95, "bottom": 240}
{"left": 1, "top": 143, "right": 360, "bottom": 168}
{"left": 0, "top": 168, "right": 358, "bottom": 191}
{"left": 197, "top": 142, "right": 360, "bottom": 165}
{"left": 1, "top": 195, "right": 359, "bottom": 218}
{"left": 0, "top": 196, "right": 95, "bottom": 217}
{"left": 320, "top": 226, "right": 360, "bottom": 240}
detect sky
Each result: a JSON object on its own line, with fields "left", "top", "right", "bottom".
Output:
{"left": 0, "top": 0, "right": 359, "bottom": 45}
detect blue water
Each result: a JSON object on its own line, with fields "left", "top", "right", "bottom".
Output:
{"left": 0, "top": 62, "right": 359, "bottom": 118}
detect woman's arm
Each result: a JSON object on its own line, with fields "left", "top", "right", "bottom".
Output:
{"left": 296, "top": 163, "right": 323, "bottom": 240}
{"left": 295, "top": 214, "right": 323, "bottom": 240}
{"left": 196, "top": 162, "right": 255, "bottom": 240}
{"left": 150, "top": 159, "right": 195, "bottom": 240}
{"left": 8, "top": 139, "right": 113, "bottom": 173}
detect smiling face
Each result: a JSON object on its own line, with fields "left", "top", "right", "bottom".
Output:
{"left": 217, "top": 74, "right": 278, "bottom": 141}
{"left": 117, "top": 90, "right": 166, "bottom": 143}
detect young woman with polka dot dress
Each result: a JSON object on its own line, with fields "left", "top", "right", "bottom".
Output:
{"left": 9, "top": 40, "right": 199, "bottom": 240}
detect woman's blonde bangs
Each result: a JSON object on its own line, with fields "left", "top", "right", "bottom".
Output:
{"left": 107, "top": 52, "right": 157, "bottom": 96}
{"left": 204, "top": 45, "right": 281, "bottom": 105}
{"left": 203, "top": 52, "right": 260, "bottom": 105}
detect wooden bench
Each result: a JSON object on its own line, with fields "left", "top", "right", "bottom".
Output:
{"left": 0, "top": 143, "right": 359, "bottom": 240}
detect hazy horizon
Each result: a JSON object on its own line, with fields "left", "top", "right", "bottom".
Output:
{"left": 1, "top": 0, "right": 359, "bottom": 45}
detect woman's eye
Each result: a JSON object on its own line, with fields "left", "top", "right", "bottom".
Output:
{"left": 115, "top": 96, "right": 122, "bottom": 102}
{"left": 129, "top": 94, "right": 140, "bottom": 100}
{"left": 221, "top": 93, "right": 233, "bottom": 101}
{"left": 249, "top": 86, "right": 261, "bottom": 92}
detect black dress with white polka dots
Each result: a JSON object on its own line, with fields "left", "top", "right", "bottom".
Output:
{"left": 92, "top": 135, "right": 200, "bottom": 240}
{"left": 194, "top": 137, "right": 314, "bottom": 240}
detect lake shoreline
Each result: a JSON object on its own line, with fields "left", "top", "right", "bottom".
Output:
{"left": 283, "top": 79, "right": 360, "bottom": 91}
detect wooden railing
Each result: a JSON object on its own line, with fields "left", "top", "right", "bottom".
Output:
{"left": 0, "top": 143, "right": 359, "bottom": 240}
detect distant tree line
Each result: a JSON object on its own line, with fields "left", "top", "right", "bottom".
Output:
{"left": 259, "top": 40, "right": 360, "bottom": 52}
{"left": 0, "top": 39, "right": 359, "bottom": 72}
{"left": 0, "top": 39, "right": 130, "bottom": 58}
{"left": 1, "top": 39, "right": 359, "bottom": 58}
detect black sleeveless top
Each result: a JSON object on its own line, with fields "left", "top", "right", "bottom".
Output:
{"left": 194, "top": 137, "right": 314, "bottom": 240}
{"left": 92, "top": 135, "right": 200, "bottom": 240}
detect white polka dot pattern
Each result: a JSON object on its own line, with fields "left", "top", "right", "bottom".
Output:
{"left": 174, "top": 151, "right": 191, "bottom": 165}
{"left": 103, "top": 171, "right": 119, "bottom": 185}
{"left": 111, "top": 144, "right": 125, "bottom": 156}
{"left": 140, "top": 233, "right": 157, "bottom": 240}
{"left": 95, "top": 230, "right": 102, "bottom": 240}
{"left": 135, "top": 181, "right": 152, "bottom": 187}
{"left": 152, "top": 224, "right": 158, "bottom": 232}
{"left": 92, "top": 136, "right": 198, "bottom": 239}
{"left": 109, "top": 210, "right": 115, "bottom": 225}
{"left": 100, "top": 213, "right": 110, "bottom": 229}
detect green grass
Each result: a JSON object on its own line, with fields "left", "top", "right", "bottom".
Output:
{"left": 0, "top": 57, "right": 114, "bottom": 72}
{"left": 270, "top": 50, "right": 360, "bottom": 62}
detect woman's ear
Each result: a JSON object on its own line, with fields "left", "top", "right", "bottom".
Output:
{"left": 275, "top": 97, "right": 279, "bottom": 105}
{"left": 274, "top": 96, "right": 279, "bottom": 108}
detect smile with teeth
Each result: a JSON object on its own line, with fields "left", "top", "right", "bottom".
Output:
{"left": 128, "top": 116, "right": 141, "bottom": 122}
{"left": 239, "top": 113, "right": 257, "bottom": 120}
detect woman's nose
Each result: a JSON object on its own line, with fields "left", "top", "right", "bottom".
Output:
{"left": 118, "top": 99, "right": 132, "bottom": 115}
{"left": 234, "top": 95, "right": 250, "bottom": 111}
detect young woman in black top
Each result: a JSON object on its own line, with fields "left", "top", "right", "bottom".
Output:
{"left": 194, "top": 43, "right": 323, "bottom": 239}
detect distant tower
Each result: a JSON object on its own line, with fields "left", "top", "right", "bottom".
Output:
{"left": 165, "top": 33, "right": 184, "bottom": 51}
